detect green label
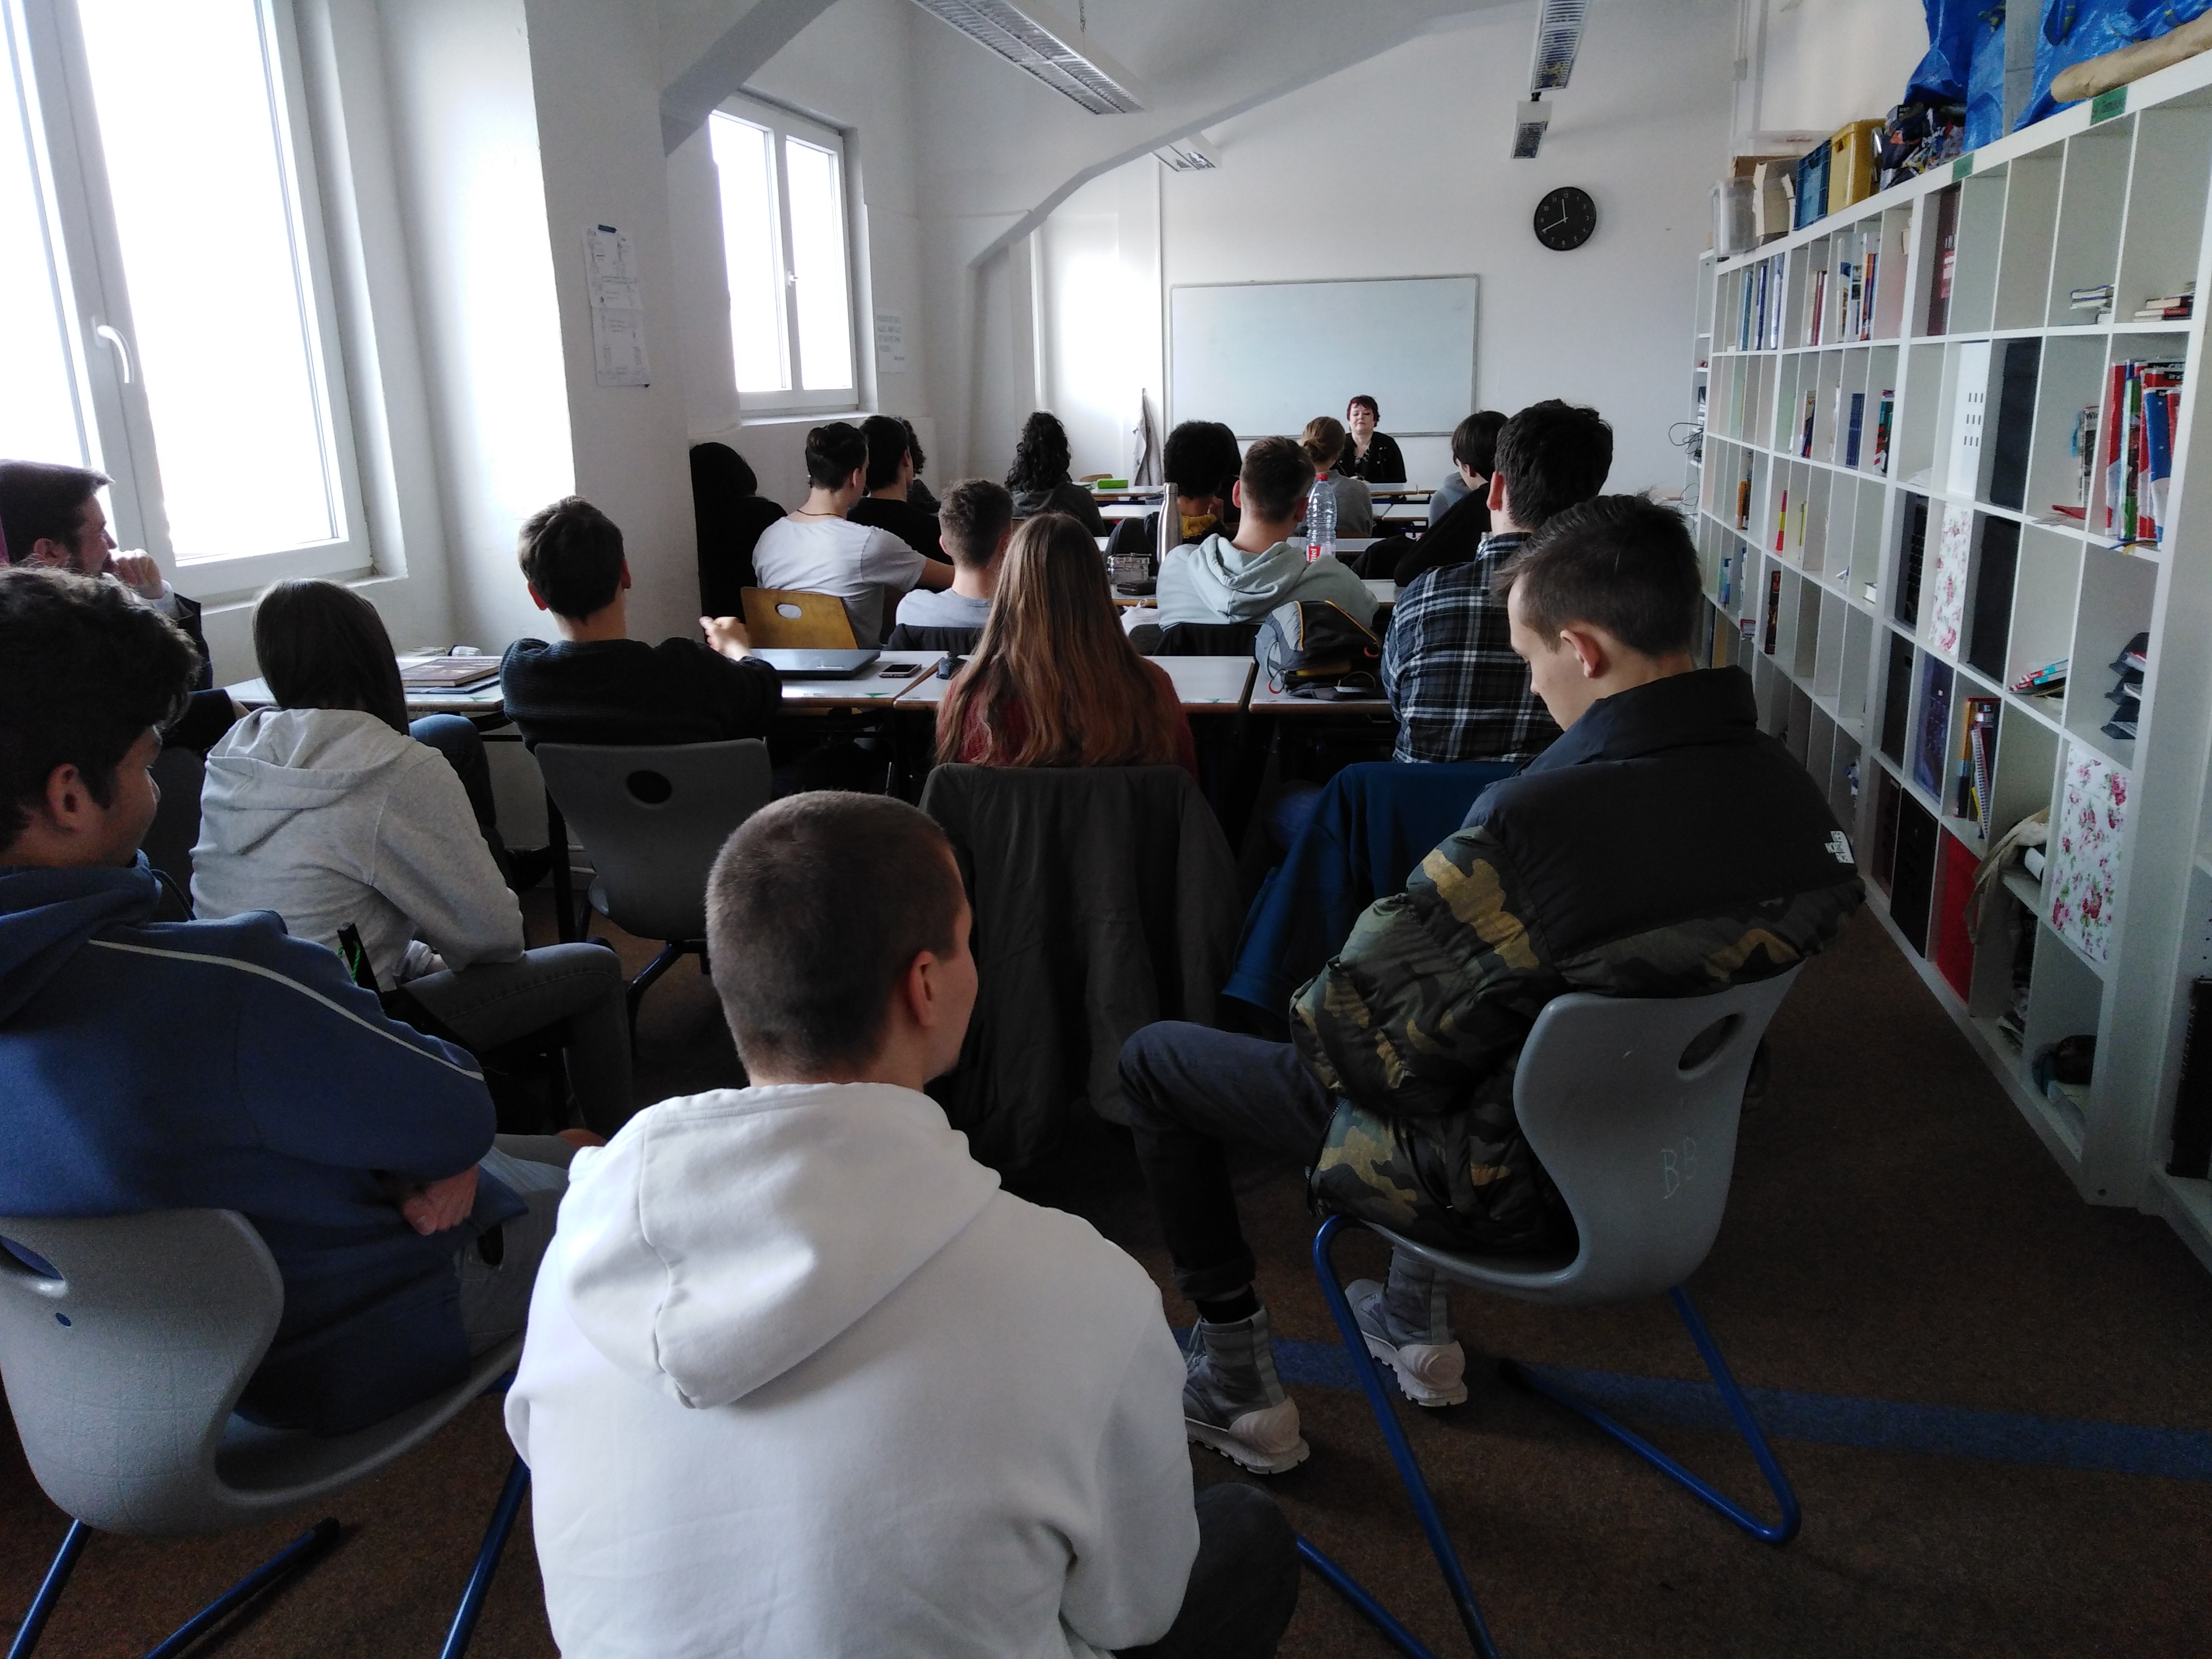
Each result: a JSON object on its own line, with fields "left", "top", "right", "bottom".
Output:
{"left": 1951, "top": 154, "right": 1974, "bottom": 179}
{"left": 2091, "top": 86, "right": 2127, "bottom": 123}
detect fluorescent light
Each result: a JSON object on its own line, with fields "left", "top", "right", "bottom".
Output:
{"left": 1153, "top": 133, "right": 1218, "bottom": 172}
{"left": 1511, "top": 100, "right": 1551, "bottom": 160}
{"left": 908, "top": 0, "right": 1146, "bottom": 114}
{"left": 1528, "top": 0, "right": 1587, "bottom": 94}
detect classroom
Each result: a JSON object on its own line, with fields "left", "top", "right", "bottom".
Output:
{"left": 3, "top": 0, "right": 2210, "bottom": 1653}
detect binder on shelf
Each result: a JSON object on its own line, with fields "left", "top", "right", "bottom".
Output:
{"left": 1872, "top": 389, "right": 1895, "bottom": 473}
{"left": 1925, "top": 185, "right": 1961, "bottom": 334}
{"left": 1986, "top": 339, "right": 2041, "bottom": 510}
{"left": 1913, "top": 653, "right": 1954, "bottom": 797}
{"left": 1880, "top": 632, "right": 1915, "bottom": 765}
{"left": 1763, "top": 568, "right": 1782, "bottom": 653}
{"left": 1956, "top": 697, "right": 1999, "bottom": 837}
{"left": 1895, "top": 494, "right": 1929, "bottom": 628}
{"left": 1844, "top": 391, "right": 1866, "bottom": 469}
{"left": 1966, "top": 516, "right": 2018, "bottom": 682}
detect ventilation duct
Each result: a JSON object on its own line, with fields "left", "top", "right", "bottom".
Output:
{"left": 1153, "top": 133, "right": 1219, "bottom": 172}
{"left": 907, "top": 0, "right": 1146, "bottom": 114}
{"left": 1528, "top": 0, "right": 1587, "bottom": 94}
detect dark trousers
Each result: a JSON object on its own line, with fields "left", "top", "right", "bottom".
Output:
{"left": 1120, "top": 1022, "right": 1336, "bottom": 1304}
{"left": 1118, "top": 1483, "right": 1300, "bottom": 1659}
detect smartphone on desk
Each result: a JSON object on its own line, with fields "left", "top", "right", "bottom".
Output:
{"left": 878, "top": 662, "right": 925, "bottom": 678}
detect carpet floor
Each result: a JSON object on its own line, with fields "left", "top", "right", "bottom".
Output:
{"left": 5, "top": 909, "right": 2209, "bottom": 1657}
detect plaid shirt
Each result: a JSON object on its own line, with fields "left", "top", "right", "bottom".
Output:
{"left": 1381, "top": 532, "right": 1562, "bottom": 764}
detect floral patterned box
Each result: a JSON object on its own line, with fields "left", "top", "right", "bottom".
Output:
{"left": 1925, "top": 504, "right": 1972, "bottom": 656}
{"left": 2047, "top": 742, "right": 2130, "bottom": 964}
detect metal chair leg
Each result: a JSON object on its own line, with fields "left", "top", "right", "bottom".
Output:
{"left": 1296, "top": 1536, "right": 1446, "bottom": 1659}
{"left": 1313, "top": 1214, "right": 1504, "bottom": 1659}
{"left": 438, "top": 1456, "right": 530, "bottom": 1659}
{"left": 6, "top": 1520, "right": 89, "bottom": 1659}
{"left": 624, "top": 942, "right": 691, "bottom": 1035}
{"left": 141, "top": 1518, "right": 340, "bottom": 1659}
{"left": 544, "top": 793, "right": 579, "bottom": 945}
{"left": 1499, "top": 1286, "right": 1800, "bottom": 1545}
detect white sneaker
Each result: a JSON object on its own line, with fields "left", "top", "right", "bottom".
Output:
{"left": 1347, "top": 1277, "right": 1469, "bottom": 1407}
{"left": 1182, "top": 1308, "right": 1311, "bottom": 1475}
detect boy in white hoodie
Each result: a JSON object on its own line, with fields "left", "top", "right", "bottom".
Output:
{"left": 508, "top": 793, "right": 1300, "bottom": 1658}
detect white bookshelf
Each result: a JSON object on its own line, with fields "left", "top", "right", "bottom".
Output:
{"left": 1692, "top": 55, "right": 2212, "bottom": 1275}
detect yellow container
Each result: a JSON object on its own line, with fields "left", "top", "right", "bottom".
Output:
{"left": 1828, "top": 118, "right": 1883, "bottom": 212}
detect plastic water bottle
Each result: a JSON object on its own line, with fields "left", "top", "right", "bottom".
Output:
{"left": 1306, "top": 474, "right": 1337, "bottom": 562}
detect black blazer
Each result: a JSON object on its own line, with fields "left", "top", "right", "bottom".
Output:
{"left": 1337, "top": 431, "right": 1407, "bottom": 484}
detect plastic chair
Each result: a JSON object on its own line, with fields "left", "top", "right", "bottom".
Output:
{"left": 1155, "top": 620, "right": 1258, "bottom": 657}
{"left": 535, "top": 740, "right": 772, "bottom": 1027}
{"left": 1308, "top": 967, "right": 1806, "bottom": 1659}
{"left": 742, "top": 586, "right": 858, "bottom": 648}
{"left": 0, "top": 1209, "right": 527, "bottom": 1659}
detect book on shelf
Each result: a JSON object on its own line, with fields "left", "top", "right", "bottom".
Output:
{"left": 2102, "top": 630, "right": 2149, "bottom": 742}
{"left": 1800, "top": 389, "right": 1816, "bottom": 457}
{"left": 2131, "top": 282, "right": 2193, "bottom": 321}
{"left": 1872, "top": 390, "right": 1894, "bottom": 473}
{"left": 1736, "top": 465, "right": 1753, "bottom": 530}
{"left": 2102, "top": 358, "right": 2185, "bottom": 544}
{"left": 1774, "top": 488, "right": 1788, "bottom": 552}
{"left": 2009, "top": 656, "right": 2068, "bottom": 697}
{"left": 1895, "top": 493, "right": 1929, "bottom": 628}
{"left": 1913, "top": 653, "right": 1954, "bottom": 796}
{"left": 1844, "top": 391, "right": 1866, "bottom": 469}
{"left": 1716, "top": 547, "right": 1734, "bottom": 606}
{"left": 2054, "top": 402, "right": 2099, "bottom": 522}
{"left": 2068, "top": 283, "right": 2114, "bottom": 316}
{"left": 1806, "top": 269, "right": 1826, "bottom": 346}
{"left": 1925, "top": 184, "right": 1960, "bottom": 334}
{"left": 1986, "top": 339, "right": 2040, "bottom": 511}
{"left": 1763, "top": 568, "right": 1781, "bottom": 653}
{"left": 1955, "top": 696, "right": 1999, "bottom": 837}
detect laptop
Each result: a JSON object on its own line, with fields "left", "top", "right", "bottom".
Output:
{"left": 751, "top": 648, "right": 883, "bottom": 680}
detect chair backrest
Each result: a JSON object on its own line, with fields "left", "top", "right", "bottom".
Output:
{"left": 0, "top": 1210, "right": 280, "bottom": 1534}
{"left": 742, "top": 587, "right": 858, "bottom": 649}
{"left": 535, "top": 740, "right": 772, "bottom": 943}
{"left": 1157, "top": 620, "right": 1258, "bottom": 657}
{"left": 885, "top": 622, "right": 983, "bottom": 654}
{"left": 139, "top": 744, "right": 206, "bottom": 893}
{"left": 1500, "top": 967, "right": 1804, "bottom": 1304}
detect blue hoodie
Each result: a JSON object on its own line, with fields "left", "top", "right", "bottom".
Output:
{"left": 0, "top": 858, "right": 523, "bottom": 1435}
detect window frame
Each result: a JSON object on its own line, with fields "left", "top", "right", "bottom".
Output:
{"left": 12, "top": 0, "right": 372, "bottom": 596}
{"left": 712, "top": 92, "right": 861, "bottom": 418}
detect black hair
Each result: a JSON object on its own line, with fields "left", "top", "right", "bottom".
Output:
{"left": 690, "top": 440, "right": 758, "bottom": 502}
{"left": 1493, "top": 399, "right": 1613, "bottom": 529}
{"left": 707, "top": 792, "right": 965, "bottom": 1075}
{"left": 1451, "top": 411, "right": 1509, "bottom": 477}
{"left": 938, "top": 479, "right": 1014, "bottom": 568}
{"left": 860, "top": 415, "right": 911, "bottom": 492}
{"left": 1005, "top": 411, "right": 1074, "bottom": 494}
{"left": 253, "top": 579, "right": 410, "bottom": 735}
{"left": 0, "top": 460, "right": 108, "bottom": 566}
{"left": 1236, "top": 435, "right": 1316, "bottom": 524}
{"left": 0, "top": 567, "right": 198, "bottom": 847}
{"left": 1162, "top": 421, "right": 1243, "bottom": 501}
{"left": 900, "top": 418, "right": 927, "bottom": 476}
{"left": 518, "top": 496, "right": 626, "bottom": 621}
{"left": 1494, "top": 494, "right": 1703, "bottom": 658}
{"left": 1346, "top": 394, "right": 1379, "bottom": 420}
{"left": 805, "top": 421, "right": 869, "bottom": 491}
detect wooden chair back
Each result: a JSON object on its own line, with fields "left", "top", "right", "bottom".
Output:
{"left": 741, "top": 588, "right": 858, "bottom": 649}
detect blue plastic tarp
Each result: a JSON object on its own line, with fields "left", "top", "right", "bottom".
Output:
{"left": 2023, "top": 0, "right": 2212, "bottom": 129}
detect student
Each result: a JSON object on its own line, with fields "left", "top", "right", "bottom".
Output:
{"left": 508, "top": 792, "right": 1300, "bottom": 1657}
{"left": 753, "top": 421, "right": 952, "bottom": 646}
{"left": 1298, "top": 416, "right": 1373, "bottom": 536}
{"left": 937, "top": 513, "right": 1197, "bottom": 779}
{"left": 691, "top": 441, "right": 787, "bottom": 620}
{"left": 1382, "top": 399, "right": 1612, "bottom": 765}
{"left": 0, "top": 566, "right": 584, "bottom": 1437}
{"left": 192, "top": 579, "right": 635, "bottom": 1134}
{"left": 889, "top": 477, "right": 1012, "bottom": 642}
{"left": 1118, "top": 497, "right": 1865, "bottom": 1472}
{"left": 901, "top": 417, "right": 940, "bottom": 512}
{"left": 1154, "top": 437, "right": 1378, "bottom": 633}
{"left": 1004, "top": 410, "right": 1109, "bottom": 534}
{"left": 1102, "top": 420, "right": 1243, "bottom": 569}
{"left": 1357, "top": 409, "right": 1507, "bottom": 586}
{"left": 501, "top": 495, "right": 783, "bottom": 747}
{"left": 848, "top": 413, "right": 948, "bottom": 563}
{"left": 1337, "top": 395, "right": 1406, "bottom": 483}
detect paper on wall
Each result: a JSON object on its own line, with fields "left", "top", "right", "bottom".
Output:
{"left": 586, "top": 224, "right": 650, "bottom": 388}
{"left": 874, "top": 311, "right": 906, "bottom": 373}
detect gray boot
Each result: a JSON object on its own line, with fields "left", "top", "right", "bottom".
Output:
{"left": 1183, "top": 1304, "right": 1310, "bottom": 1475}
{"left": 1347, "top": 1249, "right": 1468, "bottom": 1407}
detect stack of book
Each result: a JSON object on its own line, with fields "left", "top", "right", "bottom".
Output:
{"left": 2133, "top": 283, "right": 2194, "bottom": 322}
{"left": 1955, "top": 696, "right": 2000, "bottom": 837}
{"left": 2104, "top": 631, "right": 2148, "bottom": 743}
{"left": 1871, "top": 389, "right": 1894, "bottom": 474}
{"left": 2069, "top": 283, "right": 2115, "bottom": 323}
{"left": 2009, "top": 657, "right": 2068, "bottom": 699}
{"left": 2102, "top": 358, "right": 2184, "bottom": 545}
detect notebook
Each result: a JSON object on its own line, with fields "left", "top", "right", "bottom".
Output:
{"left": 399, "top": 656, "right": 501, "bottom": 689}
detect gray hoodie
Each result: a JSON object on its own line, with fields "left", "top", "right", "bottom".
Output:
{"left": 1154, "top": 531, "right": 1380, "bottom": 632}
{"left": 192, "top": 707, "right": 522, "bottom": 989}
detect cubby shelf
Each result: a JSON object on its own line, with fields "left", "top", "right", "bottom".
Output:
{"left": 1686, "top": 51, "right": 2212, "bottom": 1276}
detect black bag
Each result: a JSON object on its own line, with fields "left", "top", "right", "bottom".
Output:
{"left": 1254, "top": 598, "right": 1381, "bottom": 698}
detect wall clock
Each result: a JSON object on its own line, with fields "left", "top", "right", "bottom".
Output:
{"left": 1534, "top": 186, "right": 1597, "bottom": 251}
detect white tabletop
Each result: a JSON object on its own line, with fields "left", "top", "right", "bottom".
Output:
{"left": 1158, "top": 656, "right": 1254, "bottom": 709}
{"left": 1364, "top": 577, "right": 1399, "bottom": 606}
{"left": 1247, "top": 674, "right": 1393, "bottom": 713}
{"left": 1101, "top": 502, "right": 1151, "bottom": 521}
{"left": 227, "top": 673, "right": 506, "bottom": 718}
{"left": 1377, "top": 501, "right": 1428, "bottom": 522}
{"left": 775, "top": 650, "right": 946, "bottom": 704}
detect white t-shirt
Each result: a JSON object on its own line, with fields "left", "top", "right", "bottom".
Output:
{"left": 752, "top": 517, "right": 925, "bottom": 647}
{"left": 894, "top": 586, "right": 992, "bottom": 631}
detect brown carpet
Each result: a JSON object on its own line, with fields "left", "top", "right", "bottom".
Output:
{"left": 6, "top": 910, "right": 2210, "bottom": 1657}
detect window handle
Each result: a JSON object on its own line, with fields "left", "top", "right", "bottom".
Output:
{"left": 94, "top": 323, "right": 133, "bottom": 384}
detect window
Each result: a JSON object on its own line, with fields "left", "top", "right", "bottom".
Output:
{"left": 3, "top": 0, "right": 366, "bottom": 591}
{"left": 709, "top": 97, "right": 857, "bottom": 413}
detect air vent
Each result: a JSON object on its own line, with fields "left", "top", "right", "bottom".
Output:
{"left": 1511, "top": 100, "right": 1551, "bottom": 160}
{"left": 1153, "top": 133, "right": 1219, "bottom": 172}
{"left": 1528, "top": 0, "right": 1587, "bottom": 94}
{"left": 908, "top": 0, "right": 1146, "bottom": 114}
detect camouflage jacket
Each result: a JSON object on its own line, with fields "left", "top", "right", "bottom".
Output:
{"left": 1290, "top": 667, "right": 1865, "bottom": 1254}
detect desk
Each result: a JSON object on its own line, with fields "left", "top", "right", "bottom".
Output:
{"left": 1101, "top": 502, "right": 1151, "bottom": 521}
{"left": 894, "top": 655, "right": 1252, "bottom": 714}
{"left": 1364, "top": 578, "right": 1399, "bottom": 608}
{"left": 1377, "top": 501, "right": 1428, "bottom": 524}
{"left": 775, "top": 651, "right": 945, "bottom": 707}
{"left": 227, "top": 673, "right": 508, "bottom": 722}
{"left": 1366, "top": 485, "right": 1433, "bottom": 503}
{"left": 1247, "top": 676, "right": 1394, "bottom": 715}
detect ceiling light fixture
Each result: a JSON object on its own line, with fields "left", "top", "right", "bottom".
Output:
{"left": 1511, "top": 98, "right": 1551, "bottom": 160}
{"left": 908, "top": 0, "right": 1146, "bottom": 114}
{"left": 1528, "top": 0, "right": 1587, "bottom": 94}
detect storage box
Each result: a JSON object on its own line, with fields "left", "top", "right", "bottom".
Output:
{"left": 1752, "top": 158, "right": 1798, "bottom": 241}
{"left": 1828, "top": 118, "right": 1884, "bottom": 213}
{"left": 1792, "top": 141, "right": 1832, "bottom": 229}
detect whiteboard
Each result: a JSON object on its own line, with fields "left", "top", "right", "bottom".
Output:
{"left": 1169, "top": 276, "right": 1478, "bottom": 439}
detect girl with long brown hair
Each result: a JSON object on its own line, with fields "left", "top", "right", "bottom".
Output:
{"left": 936, "top": 513, "right": 1196, "bottom": 777}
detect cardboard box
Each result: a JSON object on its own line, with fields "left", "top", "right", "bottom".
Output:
{"left": 1752, "top": 158, "right": 1798, "bottom": 241}
{"left": 1828, "top": 118, "right": 1884, "bottom": 213}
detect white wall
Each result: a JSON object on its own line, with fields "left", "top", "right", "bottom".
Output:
{"left": 1738, "top": 0, "right": 1928, "bottom": 148}
{"left": 1038, "top": 161, "right": 1162, "bottom": 483}
{"left": 1030, "top": 0, "right": 1738, "bottom": 501}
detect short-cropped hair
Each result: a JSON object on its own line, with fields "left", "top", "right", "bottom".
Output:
{"left": 0, "top": 460, "right": 108, "bottom": 565}
{"left": 518, "top": 496, "right": 625, "bottom": 620}
{"left": 1494, "top": 494, "right": 1704, "bottom": 660}
{"left": 806, "top": 421, "right": 869, "bottom": 490}
{"left": 1162, "top": 421, "right": 1241, "bottom": 500}
{"left": 1450, "top": 411, "right": 1508, "bottom": 476}
{"left": 937, "top": 479, "right": 1013, "bottom": 568}
{"left": 860, "top": 414, "right": 911, "bottom": 492}
{"left": 706, "top": 793, "right": 966, "bottom": 1076}
{"left": 1493, "top": 399, "right": 1613, "bottom": 529}
{"left": 0, "top": 567, "right": 198, "bottom": 847}
{"left": 1237, "top": 436, "right": 1316, "bottom": 524}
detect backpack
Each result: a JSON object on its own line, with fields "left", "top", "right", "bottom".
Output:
{"left": 1254, "top": 598, "right": 1381, "bottom": 698}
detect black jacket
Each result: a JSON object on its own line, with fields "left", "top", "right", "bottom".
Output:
{"left": 499, "top": 637, "right": 781, "bottom": 748}
{"left": 849, "top": 495, "right": 948, "bottom": 563}
{"left": 1337, "top": 431, "right": 1406, "bottom": 483}
{"left": 696, "top": 497, "right": 787, "bottom": 619}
